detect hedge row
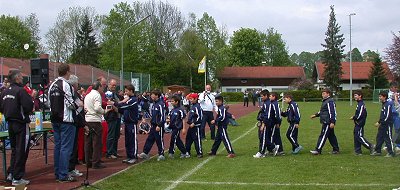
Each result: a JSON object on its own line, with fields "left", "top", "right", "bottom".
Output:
{"left": 220, "top": 89, "right": 374, "bottom": 102}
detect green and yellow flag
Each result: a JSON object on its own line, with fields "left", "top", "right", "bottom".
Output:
{"left": 198, "top": 56, "right": 206, "bottom": 73}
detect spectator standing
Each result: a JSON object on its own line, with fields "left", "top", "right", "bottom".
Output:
{"left": 199, "top": 85, "right": 217, "bottom": 140}
{"left": 105, "top": 79, "right": 123, "bottom": 159}
{"left": 243, "top": 90, "right": 249, "bottom": 107}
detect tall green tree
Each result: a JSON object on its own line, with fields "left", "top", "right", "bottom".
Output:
{"left": 345, "top": 47, "right": 363, "bottom": 62}
{"left": 0, "top": 15, "right": 38, "bottom": 58}
{"left": 229, "top": 28, "right": 264, "bottom": 66}
{"left": 263, "top": 27, "right": 293, "bottom": 66}
{"left": 363, "top": 50, "right": 379, "bottom": 62}
{"left": 298, "top": 51, "right": 318, "bottom": 78}
{"left": 290, "top": 53, "right": 299, "bottom": 65}
{"left": 368, "top": 55, "right": 388, "bottom": 89}
{"left": 320, "top": 5, "right": 346, "bottom": 92}
{"left": 385, "top": 31, "right": 400, "bottom": 78}
{"left": 69, "top": 14, "right": 100, "bottom": 66}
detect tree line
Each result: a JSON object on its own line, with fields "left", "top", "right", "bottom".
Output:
{"left": 0, "top": 1, "right": 399, "bottom": 91}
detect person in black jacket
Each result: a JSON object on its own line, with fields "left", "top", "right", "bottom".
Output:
{"left": 350, "top": 90, "right": 373, "bottom": 155}
{"left": 310, "top": 88, "right": 339, "bottom": 155}
{"left": 167, "top": 95, "right": 188, "bottom": 159}
{"left": 0, "top": 69, "right": 33, "bottom": 185}
{"left": 371, "top": 91, "right": 395, "bottom": 157}
{"left": 281, "top": 93, "right": 302, "bottom": 154}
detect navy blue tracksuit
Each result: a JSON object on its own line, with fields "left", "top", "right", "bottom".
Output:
{"left": 374, "top": 100, "right": 394, "bottom": 155}
{"left": 281, "top": 100, "right": 301, "bottom": 151}
{"left": 168, "top": 106, "right": 187, "bottom": 155}
{"left": 210, "top": 104, "right": 234, "bottom": 154}
{"left": 351, "top": 100, "right": 372, "bottom": 153}
{"left": 314, "top": 97, "right": 339, "bottom": 153}
{"left": 186, "top": 103, "right": 203, "bottom": 156}
{"left": 115, "top": 95, "right": 139, "bottom": 159}
{"left": 143, "top": 98, "right": 166, "bottom": 155}
{"left": 258, "top": 99, "right": 276, "bottom": 154}
{"left": 271, "top": 100, "right": 283, "bottom": 152}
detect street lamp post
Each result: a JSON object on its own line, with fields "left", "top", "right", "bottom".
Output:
{"left": 120, "top": 15, "right": 151, "bottom": 90}
{"left": 349, "top": 13, "right": 356, "bottom": 106}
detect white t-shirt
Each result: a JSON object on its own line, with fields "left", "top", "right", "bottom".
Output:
{"left": 199, "top": 91, "right": 217, "bottom": 112}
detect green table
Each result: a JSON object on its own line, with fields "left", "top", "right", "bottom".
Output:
{"left": 0, "top": 127, "right": 52, "bottom": 178}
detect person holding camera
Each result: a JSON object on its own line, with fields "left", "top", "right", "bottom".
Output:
{"left": 0, "top": 69, "right": 33, "bottom": 185}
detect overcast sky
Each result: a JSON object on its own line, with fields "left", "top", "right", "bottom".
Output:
{"left": 1, "top": 0, "right": 399, "bottom": 55}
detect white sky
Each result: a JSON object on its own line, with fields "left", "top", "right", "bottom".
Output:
{"left": 1, "top": 0, "right": 399, "bottom": 55}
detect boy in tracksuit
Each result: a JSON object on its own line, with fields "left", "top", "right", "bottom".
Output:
{"left": 167, "top": 95, "right": 188, "bottom": 158}
{"left": 208, "top": 95, "right": 235, "bottom": 158}
{"left": 310, "top": 88, "right": 339, "bottom": 155}
{"left": 186, "top": 93, "right": 203, "bottom": 158}
{"left": 114, "top": 84, "right": 139, "bottom": 164}
{"left": 270, "top": 92, "right": 284, "bottom": 155}
{"left": 350, "top": 90, "right": 373, "bottom": 155}
{"left": 139, "top": 89, "right": 166, "bottom": 161}
{"left": 371, "top": 91, "right": 395, "bottom": 157}
{"left": 281, "top": 93, "right": 303, "bottom": 154}
{"left": 253, "top": 90, "right": 279, "bottom": 158}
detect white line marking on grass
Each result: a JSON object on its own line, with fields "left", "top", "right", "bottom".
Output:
{"left": 161, "top": 180, "right": 399, "bottom": 187}
{"left": 164, "top": 123, "right": 258, "bottom": 190}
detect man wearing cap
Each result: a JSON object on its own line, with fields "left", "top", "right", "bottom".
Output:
{"left": 199, "top": 85, "right": 217, "bottom": 140}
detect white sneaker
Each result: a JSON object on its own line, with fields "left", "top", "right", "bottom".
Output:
{"left": 168, "top": 153, "right": 174, "bottom": 159}
{"left": 272, "top": 145, "right": 280, "bottom": 156}
{"left": 253, "top": 152, "right": 265, "bottom": 158}
{"left": 69, "top": 169, "right": 83, "bottom": 177}
{"left": 12, "top": 178, "right": 30, "bottom": 186}
{"left": 126, "top": 159, "right": 137, "bottom": 164}
{"left": 139, "top": 152, "right": 149, "bottom": 160}
{"left": 157, "top": 155, "right": 165, "bottom": 161}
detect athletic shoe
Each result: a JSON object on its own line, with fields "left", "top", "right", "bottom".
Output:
{"left": 6, "top": 173, "right": 12, "bottom": 182}
{"left": 106, "top": 155, "right": 117, "bottom": 159}
{"left": 168, "top": 153, "right": 174, "bottom": 159}
{"left": 227, "top": 153, "right": 235, "bottom": 158}
{"left": 197, "top": 154, "right": 203, "bottom": 158}
{"left": 69, "top": 169, "right": 83, "bottom": 177}
{"left": 57, "top": 176, "right": 76, "bottom": 183}
{"left": 355, "top": 152, "right": 363, "bottom": 156}
{"left": 277, "top": 151, "right": 286, "bottom": 156}
{"left": 12, "top": 178, "right": 30, "bottom": 186}
{"left": 370, "top": 151, "right": 382, "bottom": 156}
{"left": 272, "top": 145, "right": 280, "bottom": 156}
{"left": 208, "top": 151, "right": 216, "bottom": 156}
{"left": 310, "top": 150, "right": 320, "bottom": 155}
{"left": 330, "top": 150, "right": 340, "bottom": 154}
{"left": 122, "top": 159, "right": 129, "bottom": 163}
{"left": 385, "top": 153, "right": 395, "bottom": 158}
{"left": 126, "top": 159, "right": 137, "bottom": 164}
{"left": 157, "top": 155, "right": 165, "bottom": 161}
{"left": 369, "top": 144, "right": 375, "bottom": 154}
{"left": 253, "top": 152, "right": 265, "bottom": 158}
{"left": 293, "top": 145, "right": 303, "bottom": 154}
{"left": 138, "top": 152, "right": 149, "bottom": 160}
{"left": 115, "top": 154, "right": 123, "bottom": 158}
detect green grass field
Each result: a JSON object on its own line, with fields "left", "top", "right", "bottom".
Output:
{"left": 92, "top": 101, "right": 400, "bottom": 190}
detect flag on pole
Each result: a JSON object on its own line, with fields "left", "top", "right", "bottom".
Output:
{"left": 198, "top": 56, "right": 206, "bottom": 73}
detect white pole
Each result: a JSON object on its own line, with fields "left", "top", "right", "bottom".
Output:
{"left": 204, "top": 60, "right": 207, "bottom": 89}
{"left": 349, "top": 13, "right": 356, "bottom": 106}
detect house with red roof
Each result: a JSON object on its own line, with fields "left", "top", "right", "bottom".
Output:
{"left": 217, "top": 66, "right": 306, "bottom": 92}
{"left": 312, "top": 61, "right": 394, "bottom": 90}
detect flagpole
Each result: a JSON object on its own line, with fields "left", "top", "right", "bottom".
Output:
{"left": 204, "top": 59, "right": 207, "bottom": 89}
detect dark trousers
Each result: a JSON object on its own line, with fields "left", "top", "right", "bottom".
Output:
{"left": 69, "top": 126, "right": 79, "bottom": 172}
{"left": 84, "top": 122, "right": 103, "bottom": 166}
{"left": 211, "top": 125, "right": 234, "bottom": 154}
{"left": 270, "top": 125, "right": 283, "bottom": 152}
{"left": 185, "top": 126, "right": 202, "bottom": 156}
{"left": 169, "top": 128, "right": 186, "bottom": 154}
{"left": 315, "top": 124, "right": 339, "bottom": 153}
{"left": 125, "top": 123, "right": 138, "bottom": 159}
{"left": 354, "top": 125, "right": 372, "bottom": 153}
{"left": 243, "top": 98, "right": 249, "bottom": 107}
{"left": 286, "top": 123, "right": 299, "bottom": 151}
{"left": 375, "top": 124, "right": 394, "bottom": 154}
{"left": 252, "top": 97, "right": 257, "bottom": 106}
{"left": 259, "top": 126, "right": 275, "bottom": 154}
{"left": 106, "top": 118, "right": 121, "bottom": 156}
{"left": 143, "top": 124, "right": 164, "bottom": 155}
{"left": 201, "top": 111, "right": 215, "bottom": 139}
{"left": 7, "top": 121, "right": 30, "bottom": 180}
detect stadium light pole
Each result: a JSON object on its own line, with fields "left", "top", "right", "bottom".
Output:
{"left": 120, "top": 15, "right": 151, "bottom": 90}
{"left": 349, "top": 13, "right": 356, "bottom": 106}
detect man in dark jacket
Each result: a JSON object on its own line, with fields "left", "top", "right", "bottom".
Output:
{"left": 310, "top": 88, "right": 339, "bottom": 155}
{"left": 0, "top": 69, "right": 33, "bottom": 185}
{"left": 105, "top": 79, "right": 123, "bottom": 159}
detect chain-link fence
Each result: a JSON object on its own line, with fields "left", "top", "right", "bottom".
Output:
{"left": 108, "top": 70, "right": 151, "bottom": 93}
{"left": 373, "top": 89, "right": 389, "bottom": 103}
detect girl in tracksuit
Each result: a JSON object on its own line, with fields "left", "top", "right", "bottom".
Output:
{"left": 185, "top": 93, "right": 203, "bottom": 158}
{"left": 351, "top": 90, "right": 373, "bottom": 155}
{"left": 281, "top": 93, "right": 302, "bottom": 154}
{"left": 167, "top": 95, "right": 188, "bottom": 158}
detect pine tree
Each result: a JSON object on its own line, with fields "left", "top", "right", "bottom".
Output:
{"left": 69, "top": 14, "right": 99, "bottom": 66}
{"left": 321, "top": 5, "right": 345, "bottom": 92}
{"left": 368, "top": 55, "right": 388, "bottom": 89}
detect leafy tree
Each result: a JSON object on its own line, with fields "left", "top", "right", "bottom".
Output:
{"left": 345, "top": 47, "right": 362, "bottom": 62}
{"left": 289, "top": 78, "right": 314, "bottom": 90}
{"left": 0, "top": 15, "right": 37, "bottom": 58}
{"left": 298, "top": 51, "right": 318, "bottom": 78}
{"left": 263, "top": 27, "right": 293, "bottom": 66}
{"left": 363, "top": 50, "right": 379, "bottom": 62}
{"left": 23, "top": 13, "right": 43, "bottom": 54}
{"left": 320, "top": 5, "right": 345, "bottom": 92}
{"left": 385, "top": 31, "right": 400, "bottom": 78}
{"left": 229, "top": 28, "right": 264, "bottom": 66}
{"left": 368, "top": 55, "right": 388, "bottom": 89}
{"left": 290, "top": 53, "right": 299, "bottom": 65}
{"left": 69, "top": 14, "right": 100, "bottom": 66}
